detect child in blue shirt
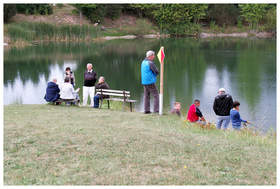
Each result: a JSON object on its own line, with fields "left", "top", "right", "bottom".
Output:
{"left": 230, "top": 101, "right": 249, "bottom": 130}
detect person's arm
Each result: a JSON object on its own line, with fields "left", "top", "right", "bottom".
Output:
{"left": 229, "top": 96, "right": 233, "bottom": 109}
{"left": 213, "top": 99, "right": 218, "bottom": 114}
{"left": 200, "top": 116, "right": 206, "bottom": 122}
{"left": 240, "top": 117, "right": 247, "bottom": 123}
{"left": 105, "top": 83, "right": 110, "bottom": 89}
{"left": 196, "top": 107, "right": 203, "bottom": 118}
{"left": 149, "top": 62, "right": 159, "bottom": 75}
{"left": 72, "top": 72, "right": 75, "bottom": 85}
{"left": 56, "top": 84, "right": 60, "bottom": 93}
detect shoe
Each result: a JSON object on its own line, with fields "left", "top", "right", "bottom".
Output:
{"left": 144, "top": 111, "right": 151, "bottom": 114}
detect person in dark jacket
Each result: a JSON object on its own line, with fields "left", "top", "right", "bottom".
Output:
{"left": 213, "top": 88, "right": 233, "bottom": 130}
{"left": 93, "top": 76, "right": 110, "bottom": 108}
{"left": 83, "top": 63, "right": 97, "bottom": 106}
{"left": 44, "top": 78, "right": 60, "bottom": 103}
{"left": 141, "top": 50, "right": 159, "bottom": 114}
{"left": 64, "top": 67, "right": 75, "bottom": 87}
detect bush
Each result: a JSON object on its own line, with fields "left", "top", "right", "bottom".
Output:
{"left": 207, "top": 4, "right": 240, "bottom": 26}
{"left": 263, "top": 6, "right": 276, "bottom": 32}
{"left": 16, "top": 4, "right": 53, "bottom": 15}
{"left": 239, "top": 4, "right": 269, "bottom": 29}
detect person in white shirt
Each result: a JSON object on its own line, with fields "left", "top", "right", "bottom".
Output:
{"left": 83, "top": 63, "right": 97, "bottom": 106}
{"left": 60, "top": 77, "right": 80, "bottom": 104}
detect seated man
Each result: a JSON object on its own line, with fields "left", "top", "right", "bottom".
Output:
{"left": 93, "top": 76, "right": 110, "bottom": 108}
{"left": 44, "top": 78, "right": 60, "bottom": 103}
{"left": 60, "top": 77, "right": 80, "bottom": 105}
{"left": 170, "top": 102, "right": 181, "bottom": 117}
{"left": 187, "top": 99, "right": 206, "bottom": 125}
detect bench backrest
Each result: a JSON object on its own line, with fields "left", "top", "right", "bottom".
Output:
{"left": 96, "top": 89, "right": 131, "bottom": 98}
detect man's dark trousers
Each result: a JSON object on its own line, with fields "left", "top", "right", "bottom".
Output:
{"left": 144, "top": 83, "right": 159, "bottom": 113}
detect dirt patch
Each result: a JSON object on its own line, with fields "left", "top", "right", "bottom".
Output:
{"left": 103, "top": 15, "right": 137, "bottom": 28}
{"left": 9, "top": 4, "right": 91, "bottom": 25}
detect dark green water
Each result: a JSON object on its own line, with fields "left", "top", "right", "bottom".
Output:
{"left": 4, "top": 38, "right": 276, "bottom": 132}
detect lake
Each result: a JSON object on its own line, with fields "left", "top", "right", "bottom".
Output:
{"left": 4, "top": 38, "right": 276, "bottom": 132}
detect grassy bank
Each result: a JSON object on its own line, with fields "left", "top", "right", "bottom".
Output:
{"left": 5, "top": 22, "right": 99, "bottom": 43}
{"left": 4, "top": 105, "right": 276, "bottom": 185}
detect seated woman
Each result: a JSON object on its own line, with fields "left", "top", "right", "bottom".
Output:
{"left": 93, "top": 76, "right": 110, "bottom": 108}
{"left": 44, "top": 78, "right": 60, "bottom": 104}
{"left": 60, "top": 77, "right": 80, "bottom": 105}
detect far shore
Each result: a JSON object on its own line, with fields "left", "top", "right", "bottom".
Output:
{"left": 4, "top": 31, "right": 275, "bottom": 48}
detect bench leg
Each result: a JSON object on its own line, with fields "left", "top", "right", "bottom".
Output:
{"left": 107, "top": 100, "right": 110, "bottom": 109}
{"left": 130, "top": 102, "right": 132, "bottom": 112}
{"left": 99, "top": 99, "right": 103, "bottom": 109}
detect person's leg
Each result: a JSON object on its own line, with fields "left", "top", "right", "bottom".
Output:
{"left": 232, "top": 125, "right": 241, "bottom": 131}
{"left": 150, "top": 84, "right": 159, "bottom": 113}
{"left": 216, "top": 116, "right": 223, "bottom": 129}
{"left": 83, "top": 86, "right": 89, "bottom": 106}
{"left": 89, "top": 86, "right": 96, "bottom": 107}
{"left": 222, "top": 116, "right": 231, "bottom": 130}
{"left": 144, "top": 85, "right": 150, "bottom": 113}
{"left": 93, "top": 95, "right": 99, "bottom": 108}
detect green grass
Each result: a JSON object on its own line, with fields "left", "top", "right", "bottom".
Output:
{"left": 4, "top": 105, "right": 276, "bottom": 185}
{"left": 5, "top": 22, "right": 99, "bottom": 42}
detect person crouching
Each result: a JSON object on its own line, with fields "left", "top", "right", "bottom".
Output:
{"left": 187, "top": 99, "right": 206, "bottom": 125}
{"left": 60, "top": 77, "right": 80, "bottom": 105}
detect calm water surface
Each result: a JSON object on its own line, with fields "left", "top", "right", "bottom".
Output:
{"left": 4, "top": 38, "right": 276, "bottom": 132}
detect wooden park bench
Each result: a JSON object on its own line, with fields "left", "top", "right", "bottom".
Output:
{"left": 95, "top": 89, "right": 137, "bottom": 112}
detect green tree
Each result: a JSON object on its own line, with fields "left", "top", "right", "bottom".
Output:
{"left": 207, "top": 4, "right": 240, "bottom": 26}
{"left": 239, "top": 4, "right": 269, "bottom": 29}
{"left": 4, "top": 4, "right": 17, "bottom": 23}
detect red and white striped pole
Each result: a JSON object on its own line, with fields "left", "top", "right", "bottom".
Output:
{"left": 157, "top": 47, "right": 165, "bottom": 115}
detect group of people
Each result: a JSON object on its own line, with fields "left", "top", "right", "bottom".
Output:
{"left": 44, "top": 49, "right": 249, "bottom": 130}
{"left": 44, "top": 63, "right": 110, "bottom": 107}
{"left": 170, "top": 88, "right": 249, "bottom": 131}
{"left": 141, "top": 50, "right": 248, "bottom": 131}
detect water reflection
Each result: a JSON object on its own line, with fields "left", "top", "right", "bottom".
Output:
{"left": 4, "top": 38, "right": 276, "bottom": 132}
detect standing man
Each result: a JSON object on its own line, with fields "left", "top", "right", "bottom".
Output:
{"left": 141, "top": 50, "right": 159, "bottom": 114}
{"left": 83, "top": 63, "right": 97, "bottom": 106}
{"left": 213, "top": 88, "right": 233, "bottom": 130}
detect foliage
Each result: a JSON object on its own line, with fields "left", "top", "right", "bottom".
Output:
{"left": 6, "top": 22, "right": 99, "bottom": 42}
{"left": 207, "top": 4, "right": 240, "bottom": 26}
{"left": 4, "top": 4, "right": 17, "bottom": 23}
{"left": 74, "top": 4, "right": 123, "bottom": 23}
{"left": 152, "top": 4, "right": 208, "bottom": 35}
{"left": 16, "top": 4, "right": 53, "bottom": 15}
{"left": 239, "top": 4, "right": 270, "bottom": 29}
{"left": 263, "top": 6, "right": 276, "bottom": 32}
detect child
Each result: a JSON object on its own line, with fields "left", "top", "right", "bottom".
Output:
{"left": 230, "top": 101, "right": 249, "bottom": 130}
{"left": 187, "top": 99, "right": 206, "bottom": 125}
{"left": 171, "top": 102, "right": 181, "bottom": 116}
{"left": 64, "top": 67, "right": 75, "bottom": 87}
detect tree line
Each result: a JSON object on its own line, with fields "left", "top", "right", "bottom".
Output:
{"left": 4, "top": 4, "right": 276, "bottom": 35}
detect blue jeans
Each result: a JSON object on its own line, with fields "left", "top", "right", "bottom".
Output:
{"left": 216, "top": 116, "right": 230, "bottom": 130}
{"left": 93, "top": 95, "right": 100, "bottom": 108}
{"left": 232, "top": 125, "right": 241, "bottom": 131}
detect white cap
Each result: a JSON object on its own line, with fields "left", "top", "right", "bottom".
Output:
{"left": 146, "top": 50, "right": 155, "bottom": 58}
{"left": 218, "top": 88, "right": 226, "bottom": 93}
